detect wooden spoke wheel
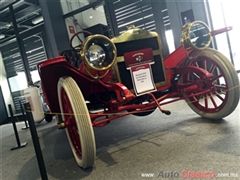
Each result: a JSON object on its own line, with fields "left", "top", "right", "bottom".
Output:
{"left": 58, "top": 76, "right": 96, "bottom": 168}
{"left": 183, "top": 48, "right": 240, "bottom": 119}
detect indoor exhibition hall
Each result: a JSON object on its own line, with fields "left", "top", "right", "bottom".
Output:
{"left": 0, "top": 0, "right": 239, "bottom": 180}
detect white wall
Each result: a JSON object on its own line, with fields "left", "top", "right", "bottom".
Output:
{"left": 0, "top": 51, "right": 15, "bottom": 116}
{"left": 61, "top": 0, "right": 107, "bottom": 48}
{"left": 61, "top": 0, "right": 88, "bottom": 15}
{"left": 209, "top": 0, "right": 240, "bottom": 70}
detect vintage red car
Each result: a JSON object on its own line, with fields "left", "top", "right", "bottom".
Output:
{"left": 37, "top": 21, "right": 240, "bottom": 169}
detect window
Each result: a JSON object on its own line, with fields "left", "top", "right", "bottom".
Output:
{"left": 1, "top": 33, "right": 47, "bottom": 114}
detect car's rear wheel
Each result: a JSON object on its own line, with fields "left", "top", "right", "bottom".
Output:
{"left": 183, "top": 48, "right": 240, "bottom": 119}
{"left": 58, "top": 76, "right": 96, "bottom": 168}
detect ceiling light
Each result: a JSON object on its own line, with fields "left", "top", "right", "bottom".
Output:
{"left": 89, "top": 16, "right": 93, "bottom": 19}
{"left": 32, "top": 16, "right": 44, "bottom": 25}
{"left": 0, "top": 34, "right": 5, "bottom": 39}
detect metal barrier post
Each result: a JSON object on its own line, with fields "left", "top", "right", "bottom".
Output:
{"left": 24, "top": 102, "right": 48, "bottom": 180}
{"left": 8, "top": 104, "right": 27, "bottom": 150}
{"left": 19, "top": 100, "right": 29, "bottom": 130}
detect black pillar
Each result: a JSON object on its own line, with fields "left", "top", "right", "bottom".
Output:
{"left": 151, "top": 1, "right": 170, "bottom": 58}
{"left": 104, "top": 1, "right": 119, "bottom": 37}
{"left": 39, "top": 0, "right": 70, "bottom": 58}
{"left": 9, "top": 6, "right": 32, "bottom": 84}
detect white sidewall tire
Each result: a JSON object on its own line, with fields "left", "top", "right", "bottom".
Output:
{"left": 184, "top": 48, "right": 240, "bottom": 119}
{"left": 58, "top": 76, "right": 96, "bottom": 168}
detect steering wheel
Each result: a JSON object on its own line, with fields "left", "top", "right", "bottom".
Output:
{"left": 61, "top": 50, "right": 82, "bottom": 69}
{"left": 70, "top": 30, "right": 92, "bottom": 51}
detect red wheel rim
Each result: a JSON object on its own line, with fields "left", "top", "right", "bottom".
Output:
{"left": 61, "top": 88, "right": 82, "bottom": 159}
{"left": 184, "top": 57, "right": 229, "bottom": 113}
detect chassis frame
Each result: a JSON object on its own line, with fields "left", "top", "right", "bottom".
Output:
{"left": 37, "top": 24, "right": 240, "bottom": 168}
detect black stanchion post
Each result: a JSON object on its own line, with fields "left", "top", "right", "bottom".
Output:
{"left": 8, "top": 104, "right": 27, "bottom": 150}
{"left": 19, "top": 100, "right": 29, "bottom": 130}
{"left": 24, "top": 102, "right": 48, "bottom": 180}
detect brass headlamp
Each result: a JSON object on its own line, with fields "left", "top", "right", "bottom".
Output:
{"left": 80, "top": 34, "right": 117, "bottom": 79}
{"left": 180, "top": 21, "right": 212, "bottom": 50}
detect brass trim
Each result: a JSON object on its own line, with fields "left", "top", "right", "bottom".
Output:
{"left": 110, "top": 26, "right": 168, "bottom": 94}
{"left": 113, "top": 62, "right": 121, "bottom": 84}
{"left": 113, "top": 51, "right": 168, "bottom": 93}
{"left": 180, "top": 20, "right": 212, "bottom": 51}
{"left": 81, "top": 34, "right": 117, "bottom": 71}
{"left": 85, "top": 66, "right": 110, "bottom": 79}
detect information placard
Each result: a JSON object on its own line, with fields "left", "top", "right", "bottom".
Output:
{"left": 130, "top": 64, "right": 156, "bottom": 96}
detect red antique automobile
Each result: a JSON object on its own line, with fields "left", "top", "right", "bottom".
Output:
{"left": 37, "top": 21, "right": 240, "bottom": 169}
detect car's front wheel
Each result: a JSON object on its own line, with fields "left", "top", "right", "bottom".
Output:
{"left": 58, "top": 76, "right": 96, "bottom": 168}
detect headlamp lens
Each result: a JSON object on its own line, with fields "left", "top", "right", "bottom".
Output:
{"left": 87, "top": 44, "right": 106, "bottom": 67}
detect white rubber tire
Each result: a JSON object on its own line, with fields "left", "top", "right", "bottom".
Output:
{"left": 58, "top": 76, "right": 96, "bottom": 168}
{"left": 183, "top": 48, "right": 240, "bottom": 119}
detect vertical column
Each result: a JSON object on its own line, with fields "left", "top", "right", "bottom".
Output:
{"left": 9, "top": 6, "right": 32, "bottom": 84}
{"left": 151, "top": 1, "right": 170, "bottom": 57}
{"left": 104, "top": 1, "right": 119, "bottom": 36}
{"left": 165, "top": 0, "right": 182, "bottom": 49}
{"left": 39, "top": 0, "right": 70, "bottom": 58}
